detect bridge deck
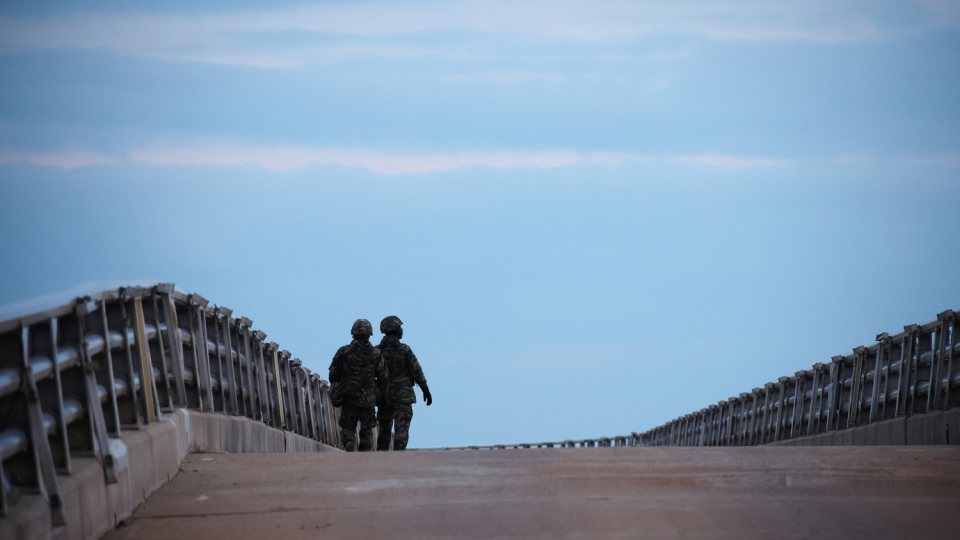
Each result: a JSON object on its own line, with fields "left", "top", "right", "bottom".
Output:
{"left": 105, "top": 446, "right": 960, "bottom": 539}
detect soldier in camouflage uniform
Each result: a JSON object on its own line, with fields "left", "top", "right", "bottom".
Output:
{"left": 329, "top": 319, "right": 388, "bottom": 452}
{"left": 376, "top": 316, "right": 432, "bottom": 451}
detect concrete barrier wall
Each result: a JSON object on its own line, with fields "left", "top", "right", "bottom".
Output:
{"left": 769, "top": 408, "right": 960, "bottom": 447}
{"left": 1, "top": 409, "right": 339, "bottom": 540}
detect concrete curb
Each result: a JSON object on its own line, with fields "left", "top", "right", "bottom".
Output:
{"left": 768, "top": 409, "right": 960, "bottom": 446}
{"left": 1, "top": 409, "right": 340, "bottom": 540}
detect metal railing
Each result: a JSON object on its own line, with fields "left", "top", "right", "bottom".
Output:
{"left": 0, "top": 283, "right": 342, "bottom": 526}
{"left": 430, "top": 308, "right": 959, "bottom": 451}
{"left": 636, "top": 308, "right": 959, "bottom": 447}
{"left": 421, "top": 437, "right": 635, "bottom": 451}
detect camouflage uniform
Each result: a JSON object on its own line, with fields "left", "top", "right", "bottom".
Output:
{"left": 329, "top": 320, "right": 388, "bottom": 452}
{"left": 376, "top": 316, "right": 430, "bottom": 451}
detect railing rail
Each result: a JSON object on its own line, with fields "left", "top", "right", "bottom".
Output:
{"left": 0, "top": 283, "right": 341, "bottom": 526}
{"left": 431, "top": 308, "right": 959, "bottom": 451}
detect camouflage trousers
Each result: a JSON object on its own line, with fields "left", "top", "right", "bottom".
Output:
{"left": 376, "top": 404, "right": 414, "bottom": 451}
{"left": 339, "top": 405, "right": 376, "bottom": 451}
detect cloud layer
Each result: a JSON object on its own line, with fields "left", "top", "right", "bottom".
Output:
{"left": 1, "top": 1, "right": 951, "bottom": 68}
{"left": 0, "top": 145, "right": 789, "bottom": 174}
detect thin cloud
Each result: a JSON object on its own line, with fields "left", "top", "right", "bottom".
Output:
{"left": 673, "top": 154, "right": 788, "bottom": 168}
{"left": 437, "top": 72, "right": 565, "bottom": 84}
{"left": 0, "top": 149, "right": 118, "bottom": 169}
{"left": 1, "top": 143, "right": 791, "bottom": 174}
{"left": 0, "top": 1, "right": 947, "bottom": 67}
{"left": 127, "top": 144, "right": 633, "bottom": 174}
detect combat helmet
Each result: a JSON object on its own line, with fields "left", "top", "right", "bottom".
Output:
{"left": 380, "top": 315, "right": 403, "bottom": 334}
{"left": 351, "top": 319, "right": 373, "bottom": 337}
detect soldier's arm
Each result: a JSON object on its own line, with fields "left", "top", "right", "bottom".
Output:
{"left": 328, "top": 347, "right": 345, "bottom": 382}
{"left": 375, "top": 350, "right": 389, "bottom": 397}
{"left": 405, "top": 345, "right": 428, "bottom": 388}
{"left": 406, "top": 346, "right": 432, "bottom": 405}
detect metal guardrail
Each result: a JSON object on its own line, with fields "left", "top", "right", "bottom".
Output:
{"left": 432, "top": 308, "right": 959, "bottom": 451}
{"left": 0, "top": 283, "right": 342, "bottom": 526}
{"left": 636, "top": 308, "right": 959, "bottom": 447}
{"left": 421, "top": 437, "right": 634, "bottom": 451}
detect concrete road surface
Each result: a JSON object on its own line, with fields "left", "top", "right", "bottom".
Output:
{"left": 103, "top": 446, "right": 960, "bottom": 539}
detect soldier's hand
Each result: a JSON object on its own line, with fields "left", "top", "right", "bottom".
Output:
{"left": 422, "top": 388, "right": 433, "bottom": 406}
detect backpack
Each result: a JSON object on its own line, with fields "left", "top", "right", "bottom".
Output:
{"left": 340, "top": 342, "right": 371, "bottom": 402}
{"left": 380, "top": 340, "right": 409, "bottom": 382}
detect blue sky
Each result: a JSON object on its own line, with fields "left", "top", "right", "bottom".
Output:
{"left": 1, "top": 1, "right": 958, "bottom": 448}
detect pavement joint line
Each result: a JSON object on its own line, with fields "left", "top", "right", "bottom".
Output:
{"left": 129, "top": 487, "right": 935, "bottom": 522}
{"left": 130, "top": 495, "right": 709, "bottom": 521}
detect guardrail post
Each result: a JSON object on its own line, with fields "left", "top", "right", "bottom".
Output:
{"left": 92, "top": 299, "right": 122, "bottom": 436}
{"left": 945, "top": 312, "right": 958, "bottom": 408}
{"left": 279, "top": 350, "right": 293, "bottom": 429}
{"left": 156, "top": 284, "right": 188, "bottom": 407}
{"left": 116, "top": 289, "right": 146, "bottom": 427}
{"left": 789, "top": 374, "right": 802, "bottom": 440}
{"left": 760, "top": 384, "right": 772, "bottom": 443}
{"left": 738, "top": 396, "right": 748, "bottom": 445}
{"left": 292, "top": 359, "right": 304, "bottom": 434}
{"left": 73, "top": 301, "right": 119, "bottom": 485}
{"left": 827, "top": 359, "right": 842, "bottom": 430}
{"left": 270, "top": 344, "right": 285, "bottom": 428}
{"left": 217, "top": 308, "right": 239, "bottom": 415}
{"left": 869, "top": 334, "right": 888, "bottom": 424}
{"left": 253, "top": 332, "right": 268, "bottom": 422}
{"left": 704, "top": 404, "right": 714, "bottom": 446}
{"left": 726, "top": 398, "right": 737, "bottom": 446}
{"left": 188, "top": 296, "right": 214, "bottom": 412}
{"left": 932, "top": 310, "right": 954, "bottom": 411}
{"left": 308, "top": 373, "right": 320, "bottom": 440}
{"left": 849, "top": 346, "right": 866, "bottom": 426}
{"left": 132, "top": 295, "right": 158, "bottom": 424}
{"left": 145, "top": 293, "right": 173, "bottom": 411}
{"left": 715, "top": 401, "right": 726, "bottom": 446}
{"left": 240, "top": 318, "right": 256, "bottom": 418}
{"left": 808, "top": 365, "right": 823, "bottom": 436}
{"left": 318, "top": 377, "right": 328, "bottom": 441}
{"left": 697, "top": 409, "right": 706, "bottom": 446}
{"left": 902, "top": 325, "right": 919, "bottom": 416}
{"left": 20, "top": 324, "right": 66, "bottom": 526}
{"left": 774, "top": 378, "right": 787, "bottom": 441}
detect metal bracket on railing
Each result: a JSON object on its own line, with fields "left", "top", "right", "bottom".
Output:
{"left": 20, "top": 325, "right": 66, "bottom": 526}
{"left": 809, "top": 364, "right": 824, "bottom": 436}
{"left": 271, "top": 343, "right": 285, "bottom": 428}
{"left": 747, "top": 390, "right": 760, "bottom": 445}
{"left": 932, "top": 310, "right": 955, "bottom": 411}
{"left": 849, "top": 346, "right": 866, "bottom": 426}
{"left": 239, "top": 318, "right": 256, "bottom": 419}
{"left": 869, "top": 334, "right": 890, "bottom": 424}
{"left": 156, "top": 284, "right": 188, "bottom": 407}
{"left": 131, "top": 294, "right": 158, "bottom": 424}
{"left": 938, "top": 311, "right": 956, "bottom": 408}
{"left": 253, "top": 331, "right": 270, "bottom": 422}
{"left": 73, "top": 300, "right": 119, "bottom": 485}
{"left": 774, "top": 378, "right": 787, "bottom": 441}
{"left": 828, "top": 357, "right": 843, "bottom": 430}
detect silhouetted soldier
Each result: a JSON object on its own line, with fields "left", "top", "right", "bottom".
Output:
{"left": 376, "top": 316, "right": 431, "bottom": 451}
{"left": 329, "top": 319, "right": 388, "bottom": 452}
